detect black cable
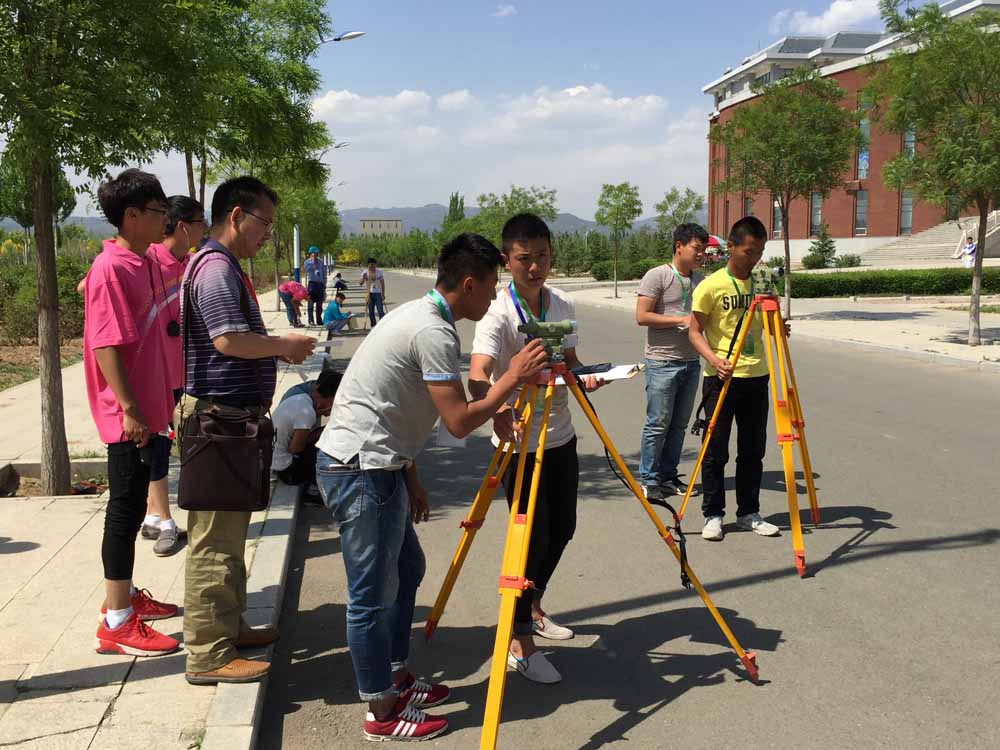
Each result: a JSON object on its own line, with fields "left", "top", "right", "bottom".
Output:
{"left": 572, "top": 373, "right": 691, "bottom": 590}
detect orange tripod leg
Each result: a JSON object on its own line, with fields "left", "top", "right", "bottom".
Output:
{"left": 481, "top": 378, "right": 555, "bottom": 750}
{"left": 778, "top": 324, "right": 821, "bottom": 526}
{"left": 678, "top": 300, "right": 759, "bottom": 520}
{"left": 425, "top": 392, "right": 531, "bottom": 640}
{"left": 565, "top": 377, "right": 759, "bottom": 682}
{"left": 762, "top": 305, "right": 806, "bottom": 577}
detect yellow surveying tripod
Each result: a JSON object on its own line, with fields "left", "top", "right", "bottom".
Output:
{"left": 425, "top": 358, "right": 760, "bottom": 750}
{"left": 677, "top": 293, "right": 820, "bottom": 577}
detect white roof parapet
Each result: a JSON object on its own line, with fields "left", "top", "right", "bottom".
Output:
{"left": 703, "top": 0, "right": 1000, "bottom": 98}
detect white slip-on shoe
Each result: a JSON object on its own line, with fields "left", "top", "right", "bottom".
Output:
{"left": 507, "top": 650, "right": 562, "bottom": 684}
{"left": 736, "top": 512, "right": 780, "bottom": 536}
{"left": 531, "top": 615, "right": 574, "bottom": 640}
{"left": 702, "top": 516, "right": 724, "bottom": 541}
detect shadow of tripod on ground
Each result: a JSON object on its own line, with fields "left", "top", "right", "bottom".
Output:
{"left": 420, "top": 605, "right": 782, "bottom": 743}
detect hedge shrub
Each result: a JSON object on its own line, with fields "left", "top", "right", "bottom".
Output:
{"left": 0, "top": 255, "right": 87, "bottom": 343}
{"left": 787, "top": 268, "right": 1000, "bottom": 298}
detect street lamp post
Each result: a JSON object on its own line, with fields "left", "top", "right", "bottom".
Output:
{"left": 292, "top": 29, "right": 365, "bottom": 285}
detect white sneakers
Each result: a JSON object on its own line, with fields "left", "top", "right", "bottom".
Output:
{"left": 531, "top": 616, "right": 574, "bottom": 640}
{"left": 702, "top": 516, "right": 724, "bottom": 541}
{"left": 507, "top": 650, "right": 562, "bottom": 684}
{"left": 703, "top": 513, "right": 781, "bottom": 540}
{"left": 737, "top": 512, "right": 780, "bottom": 536}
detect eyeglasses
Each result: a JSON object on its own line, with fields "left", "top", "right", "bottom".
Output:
{"left": 243, "top": 209, "right": 274, "bottom": 231}
{"left": 141, "top": 205, "right": 168, "bottom": 216}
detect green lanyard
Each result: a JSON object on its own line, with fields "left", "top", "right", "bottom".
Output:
{"left": 725, "top": 268, "right": 755, "bottom": 355}
{"left": 668, "top": 264, "right": 692, "bottom": 312}
{"left": 508, "top": 282, "right": 545, "bottom": 323}
{"left": 426, "top": 289, "right": 454, "bottom": 328}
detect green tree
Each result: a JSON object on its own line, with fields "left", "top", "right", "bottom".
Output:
{"left": 802, "top": 223, "right": 837, "bottom": 269}
{"left": 710, "top": 68, "right": 862, "bottom": 318}
{"left": 594, "top": 182, "right": 643, "bottom": 298}
{"left": 443, "top": 192, "right": 465, "bottom": 231}
{"left": 0, "top": 139, "right": 76, "bottom": 256}
{"left": 866, "top": 1, "right": 1000, "bottom": 345}
{"left": 0, "top": 0, "right": 196, "bottom": 492}
{"left": 469, "top": 185, "right": 558, "bottom": 248}
{"left": 654, "top": 187, "right": 705, "bottom": 244}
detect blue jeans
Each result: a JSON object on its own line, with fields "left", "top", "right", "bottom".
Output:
{"left": 368, "top": 292, "right": 385, "bottom": 326}
{"left": 316, "top": 451, "right": 426, "bottom": 701}
{"left": 639, "top": 358, "right": 701, "bottom": 486}
{"left": 278, "top": 291, "right": 297, "bottom": 325}
{"left": 325, "top": 317, "right": 349, "bottom": 337}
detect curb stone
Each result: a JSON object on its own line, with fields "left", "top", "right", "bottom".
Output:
{"left": 200, "top": 480, "right": 302, "bottom": 750}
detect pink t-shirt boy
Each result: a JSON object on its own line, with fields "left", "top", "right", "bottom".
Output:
{"left": 84, "top": 239, "right": 175, "bottom": 444}
{"left": 145, "top": 242, "right": 190, "bottom": 392}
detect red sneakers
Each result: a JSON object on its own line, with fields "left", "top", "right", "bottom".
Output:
{"left": 364, "top": 699, "right": 448, "bottom": 742}
{"left": 95, "top": 613, "right": 179, "bottom": 656}
{"left": 394, "top": 672, "right": 451, "bottom": 708}
{"left": 100, "top": 588, "right": 178, "bottom": 622}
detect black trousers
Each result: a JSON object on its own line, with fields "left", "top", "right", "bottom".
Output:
{"left": 307, "top": 281, "right": 325, "bottom": 325}
{"left": 103, "top": 441, "right": 151, "bottom": 580}
{"left": 275, "top": 446, "right": 318, "bottom": 487}
{"left": 501, "top": 437, "right": 578, "bottom": 635}
{"left": 700, "top": 375, "right": 769, "bottom": 519}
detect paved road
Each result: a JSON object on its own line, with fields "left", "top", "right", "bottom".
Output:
{"left": 260, "top": 271, "right": 1000, "bottom": 750}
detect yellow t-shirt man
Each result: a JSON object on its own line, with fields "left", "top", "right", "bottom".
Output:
{"left": 691, "top": 268, "right": 768, "bottom": 378}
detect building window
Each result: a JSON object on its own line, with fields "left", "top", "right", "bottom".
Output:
{"left": 809, "top": 192, "right": 823, "bottom": 237}
{"left": 858, "top": 118, "right": 871, "bottom": 179}
{"left": 754, "top": 72, "right": 771, "bottom": 87}
{"left": 903, "top": 128, "right": 916, "bottom": 157}
{"left": 743, "top": 196, "right": 753, "bottom": 217}
{"left": 854, "top": 190, "right": 868, "bottom": 235}
{"left": 772, "top": 197, "right": 782, "bottom": 239}
{"left": 900, "top": 189, "right": 913, "bottom": 235}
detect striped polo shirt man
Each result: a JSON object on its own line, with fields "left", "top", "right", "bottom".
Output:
{"left": 181, "top": 239, "right": 276, "bottom": 407}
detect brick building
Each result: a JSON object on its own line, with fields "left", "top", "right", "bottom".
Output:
{"left": 702, "top": 0, "right": 998, "bottom": 259}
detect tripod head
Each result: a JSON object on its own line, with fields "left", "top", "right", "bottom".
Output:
{"left": 517, "top": 319, "right": 576, "bottom": 362}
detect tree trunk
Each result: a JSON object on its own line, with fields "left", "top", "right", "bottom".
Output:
{"left": 198, "top": 146, "right": 207, "bottom": 207}
{"left": 613, "top": 233, "right": 619, "bottom": 299}
{"left": 184, "top": 150, "right": 196, "bottom": 199}
{"left": 968, "top": 198, "right": 988, "bottom": 346}
{"left": 782, "top": 203, "right": 792, "bottom": 320}
{"left": 274, "top": 241, "right": 281, "bottom": 311}
{"left": 32, "top": 157, "right": 72, "bottom": 495}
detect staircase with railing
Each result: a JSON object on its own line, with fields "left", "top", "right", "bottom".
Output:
{"left": 860, "top": 210, "right": 1000, "bottom": 267}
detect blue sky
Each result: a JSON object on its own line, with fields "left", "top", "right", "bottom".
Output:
{"left": 85, "top": 1, "right": 893, "bottom": 219}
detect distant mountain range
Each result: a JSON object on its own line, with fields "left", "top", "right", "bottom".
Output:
{"left": 338, "top": 204, "right": 706, "bottom": 236}
{"left": 4, "top": 205, "right": 707, "bottom": 239}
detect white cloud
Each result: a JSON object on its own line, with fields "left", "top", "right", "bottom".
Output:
{"left": 770, "top": 0, "right": 881, "bottom": 36}
{"left": 492, "top": 4, "right": 517, "bottom": 18}
{"left": 311, "top": 89, "right": 431, "bottom": 125}
{"left": 436, "top": 89, "right": 474, "bottom": 111}
{"left": 309, "top": 84, "right": 706, "bottom": 219}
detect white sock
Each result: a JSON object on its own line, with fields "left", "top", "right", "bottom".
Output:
{"left": 143, "top": 514, "right": 160, "bottom": 527}
{"left": 160, "top": 518, "right": 176, "bottom": 532}
{"left": 129, "top": 584, "right": 137, "bottom": 596}
{"left": 105, "top": 606, "right": 133, "bottom": 630}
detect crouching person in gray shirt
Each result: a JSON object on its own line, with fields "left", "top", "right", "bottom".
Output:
{"left": 315, "top": 233, "right": 548, "bottom": 742}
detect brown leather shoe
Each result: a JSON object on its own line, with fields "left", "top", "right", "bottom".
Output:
{"left": 185, "top": 658, "right": 270, "bottom": 685}
{"left": 236, "top": 624, "right": 280, "bottom": 649}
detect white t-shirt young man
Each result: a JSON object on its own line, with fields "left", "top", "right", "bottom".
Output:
{"left": 471, "top": 285, "right": 579, "bottom": 451}
{"left": 271, "top": 393, "right": 320, "bottom": 472}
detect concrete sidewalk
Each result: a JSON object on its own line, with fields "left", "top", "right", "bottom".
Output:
{"left": 0, "top": 298, "right": 346, "bottom": 750}
{"left": 395, "top": 267, "right": 1000, "bottom": 372}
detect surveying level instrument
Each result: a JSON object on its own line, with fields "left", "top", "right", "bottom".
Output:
{"left": 424, "top": 329, "right": 759, "bottom": 749}
{"left": 677, "top": 293, "right": 820, "bottom": 577}
{"left": 516, "top": 319, "right": 576, "bottom": 362}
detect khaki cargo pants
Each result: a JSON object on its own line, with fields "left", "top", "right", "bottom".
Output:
{"left": 177, "top": 395, "right": 257, "bottom": 674}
